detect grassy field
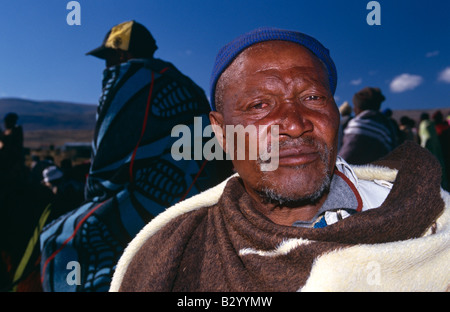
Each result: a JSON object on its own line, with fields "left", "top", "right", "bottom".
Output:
{"left": 24, "top": 129, "right": 94, "bottom": 149}
{"left": 24, "top": 129, "right": 94, "bottom": 167}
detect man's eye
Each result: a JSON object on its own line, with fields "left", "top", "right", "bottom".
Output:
{"left": 251, "top": 102, "right": 268, "bottom": 109}
{"left": 305, "top": 95, "right": 322, "bottom": 101}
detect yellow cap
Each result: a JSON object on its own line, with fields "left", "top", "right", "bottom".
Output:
{"left": 86, "top": 20, "right": 157, "bottom": 59}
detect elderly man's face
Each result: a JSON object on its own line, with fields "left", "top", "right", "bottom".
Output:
{"left": 210, "top": 41, "right": 340, "bottom": 206}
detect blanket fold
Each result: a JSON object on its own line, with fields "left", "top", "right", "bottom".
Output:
{"left": 112, "top": 142, "right": 449, "bottom": 292}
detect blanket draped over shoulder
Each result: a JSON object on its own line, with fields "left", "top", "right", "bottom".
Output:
{"left": 40, "top": 58, "right": 229, "bottom": 292}
{"left": 339, "top": 109, "right": 398, "bottom": 165}
{"left": 112, "top": 142, "right": 449, "bottom": 292}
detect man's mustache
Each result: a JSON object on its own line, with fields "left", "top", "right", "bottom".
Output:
{"left": 266, "top": 135, "right": 324, "bottom": 154}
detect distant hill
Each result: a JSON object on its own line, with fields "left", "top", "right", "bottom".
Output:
{"left": 0, "top": 98, "right": 97, "bottom": 131}
{"left": 0, "top": 98, "right": 97, "bottom": 148}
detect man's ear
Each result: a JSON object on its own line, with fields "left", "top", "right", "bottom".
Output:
{"left": 209, "top": 111, "right": 227, "bottom": 153}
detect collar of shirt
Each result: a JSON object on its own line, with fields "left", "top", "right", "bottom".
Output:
{"left": 292, "top": 156, "right": 392, "bottom": 228}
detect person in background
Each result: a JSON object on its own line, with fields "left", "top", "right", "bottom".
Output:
{"left": 28, "top": 155, "right": 55, "bottom": 185}
{"left": 433, "top": 110, "right": 450, "bottom": 136}
{"left": 382, "top": 108, "right": 400, "bottom": 147}
{"left": 432, "top": 110, "right": 450, "bottom": 191}
{"left": 39, "top": 20, "right": 231, "bottom": 292}
{"left": 339, "top": 87, "right": 397, "bottom": 165}
{"left": 0, "top": 113, "right": 23, "bottom": 156}
{"left": 0, "top": 114, "right": 54, "bottom": 292}
{"left": 42, "top": 165, "right": 85, "bottom": 222}
{"left": 337, "top": 101, "right": 352, "bottom": 150}
{"left": 398, "top": 115, "right": 419, "bottom": 144}
{"left": 0, "top": 112, "right": 25, "bottom": 184}
{"left": 419, "top": 112, "right": 447, "bottom": 190}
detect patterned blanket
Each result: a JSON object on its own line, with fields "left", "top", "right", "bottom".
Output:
{"left": 339, "top": 109, "right": 397, "bottom": 164}
{"left": 40, "top": 58, "right": 230, "bottom": 291}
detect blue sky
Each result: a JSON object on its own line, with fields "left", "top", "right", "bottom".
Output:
{"left": 0, "top": 0, "right": 449, "bottom": 111}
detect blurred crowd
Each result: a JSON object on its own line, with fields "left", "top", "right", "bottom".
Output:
{"left": 0, "top": 112, "right": 90, "bottom": 291}
{"left": 338, "top": 87, "right": 450, "bottom": 191}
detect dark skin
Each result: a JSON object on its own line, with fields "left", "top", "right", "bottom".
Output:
{"left": 210, "top": 41, "right": 340, "bottom": 226}
{"left": 104, "top": 49, "right": 135, "bottom": 68}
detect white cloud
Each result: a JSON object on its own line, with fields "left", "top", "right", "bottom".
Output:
{"left": 350, "top": 78, "right": 362, "bottom": 86}
{"left": 390, "top": 73, "right": 424, "bottom": 93}
{"left": 438, "top": 67, "right": 450, "bottom": 83}
{"left": 178, "top": 49, "right": 193, "bottom": 57}
{"left": 426, "top": 50, "right": 440, "bottom": 58}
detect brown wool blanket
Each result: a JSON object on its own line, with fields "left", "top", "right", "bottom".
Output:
{"left": 111, "top": 142, "right": 450, "bottom": 291}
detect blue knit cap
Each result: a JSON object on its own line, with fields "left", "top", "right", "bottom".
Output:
{"left": 209, "top": 27, "right": 337, "bottom": 111}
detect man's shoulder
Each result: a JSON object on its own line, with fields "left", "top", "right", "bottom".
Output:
{"left": 110, "top": 175, "right": 236, "bottom": 291}
{"left": 131, "top": 57, "right": 209, "bottom": 103}
{"left": 146, "top": 175, "right": 236, "bottom": 230}
{"left": 121, "top": 174, "right": 236, "bottom": 247}
{"left": 134, "top": 58, "right": 195, "bottom": 83}
{"left": 344, "top": 141, "right": 437, "bottom": 185}
{"left": 371, "top": 140, "right": 435, "bottom": 169}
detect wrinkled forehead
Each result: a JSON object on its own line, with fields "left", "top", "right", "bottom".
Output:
{"left": 209, "top": 28, "right": 337, "bottom": 111}
{"left": 227, "top": 41, "right": 329, "bottom": 80}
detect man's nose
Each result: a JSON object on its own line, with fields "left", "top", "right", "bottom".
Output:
{"left": 277, "top": 102, "right": 314, "bottom": 138}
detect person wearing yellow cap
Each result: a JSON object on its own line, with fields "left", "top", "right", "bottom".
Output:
{"left": 39, "top": 20, "right": 232, "bottom": 292}
{"left": 85, "top": 20, "right": 158, "bottom": 67}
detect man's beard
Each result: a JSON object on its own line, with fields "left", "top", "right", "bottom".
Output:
{"left": 256, "top": 136, "right": 333, "bottom": 206}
